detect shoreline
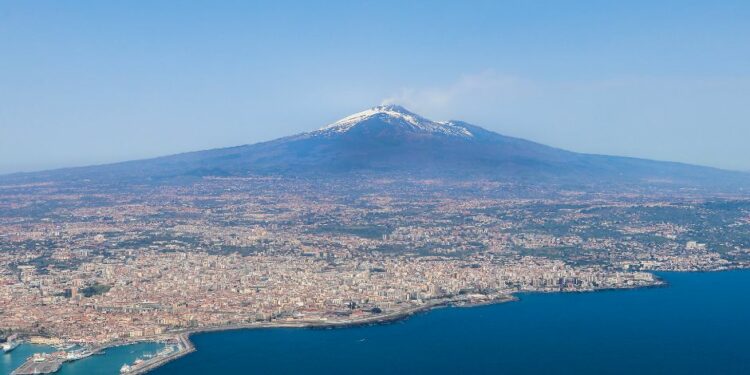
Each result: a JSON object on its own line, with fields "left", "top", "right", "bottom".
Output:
{"left": 106, "top": 283, "right": 661, "bottom": 374}
{"left": 8, "top": 278, "right": 674, "bottom": 374}
{"left": 91, "top": 294, "right": 520, "bottom": 374}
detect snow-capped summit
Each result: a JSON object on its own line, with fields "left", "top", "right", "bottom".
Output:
{"left": 315, "top": 104, "right": 474, "bottom": 138}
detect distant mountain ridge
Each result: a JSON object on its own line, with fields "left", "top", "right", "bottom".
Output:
{"left": 2, "top": 105, "right": 749, "bottom": 191}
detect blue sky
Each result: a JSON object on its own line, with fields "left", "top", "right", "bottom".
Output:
{"left": 1, "top": 0, "right": 749, "bottom": 173}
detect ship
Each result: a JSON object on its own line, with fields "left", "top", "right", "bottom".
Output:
{"left": 157, "top": 346, "right": 175, "bottom": 356}
{"left": 2, "top": 341, "right": 20, "bottom": 353}
{"left": 66, "top": 348, "right": 94, "bottom": 361}
{"left": 2, "top": 334, "right": 20, "bottom": 353}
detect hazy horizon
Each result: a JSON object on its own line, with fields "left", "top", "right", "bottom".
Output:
{"left": 2, "top": 1, "right": 749, "bottom": 174}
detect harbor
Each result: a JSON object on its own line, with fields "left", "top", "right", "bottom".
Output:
{"left": 10, "top": 347, "right": 96, "bottom": 375}
{"left": 3, "top": 341, "right": 168, "bottom": 375}
{"left": 119, "top": 335, "right": 194, "bottom": 375}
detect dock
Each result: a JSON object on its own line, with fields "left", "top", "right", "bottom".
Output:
{"left": 10, "top": 358, "right": 63, "bottom": 375}
{"left": 10, "top": 345, "right": 100, "bottom": 375}
{"left": 124, "top": 334, "right": 195, "bottom": 374}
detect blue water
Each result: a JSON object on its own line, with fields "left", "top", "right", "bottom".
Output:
{"left": 151, "top": 271, "right": 750, "bottom": 375}
{"left": 1, "top": 342, "right": 163, "bottom": 375}
{"left": 4, "top": 271, "right": 750, "bottom": 374}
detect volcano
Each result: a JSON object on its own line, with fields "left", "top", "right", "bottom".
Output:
{"left": 3, "top": 105, "right": 748, "bottom": 190}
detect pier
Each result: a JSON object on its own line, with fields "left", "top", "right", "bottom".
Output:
{"left": 124, "top": 334, "right": 195, "bottom": 374}
{"left": 10, "top": 358, "right": 63, "bottom": 375}
{"left": 9, "top": 345, "right": 99, "bottom": 375}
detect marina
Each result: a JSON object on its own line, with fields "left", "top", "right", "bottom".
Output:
{"left": 119, "top": 335, "right": 194, "bottom": 375}
{"left": 2, "top": 342, "right": 165, "bottom": 375}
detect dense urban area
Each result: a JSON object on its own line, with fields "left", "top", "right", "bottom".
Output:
{"left": 1, "top": 177, "right": 749, "bottom": 357}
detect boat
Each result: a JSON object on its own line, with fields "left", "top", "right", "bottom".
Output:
{"left": 157, "top": 346, "right": 175, "bottom": 356}
{"left": 2, "top": 341, "right": 20, "bottom": 353}
{"left": 2, "top": 334, "right": 19, "bottom": 353}
{"left": 120, "top": 364, "right": 132, "bottom": 373}
{"left": 66, "top": 349, "right": 94, "bottom": 361}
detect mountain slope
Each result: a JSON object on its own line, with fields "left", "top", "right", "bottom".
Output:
{"left": 2, "top": 105, "right": 748, "bottom": 190}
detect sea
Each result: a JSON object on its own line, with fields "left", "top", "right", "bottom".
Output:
{"left": 4, "top": 271, "right": 750, "bottom": 375}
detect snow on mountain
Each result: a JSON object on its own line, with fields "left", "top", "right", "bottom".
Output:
{"left": 312, "top": 105, "right": 474, "bottom": 138}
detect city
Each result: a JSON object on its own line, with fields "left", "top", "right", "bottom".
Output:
{"left": 2, "top": 178, "right": 748, "bottom": 352}
{"left": 3, "top": 1, "right": 750, "bottom": 373}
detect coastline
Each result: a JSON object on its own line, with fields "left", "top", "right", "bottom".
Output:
{"left": 6, "top": 295, "right": 517, "bottom": 375}
{"left": 9, "top": 279, "right": 674, "bottom": 375}
{"left": 88, "top": 294, "right": 520, "bottom": 374}
{"left": 98, "top": 283, "right": 666, "bottom": 374}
